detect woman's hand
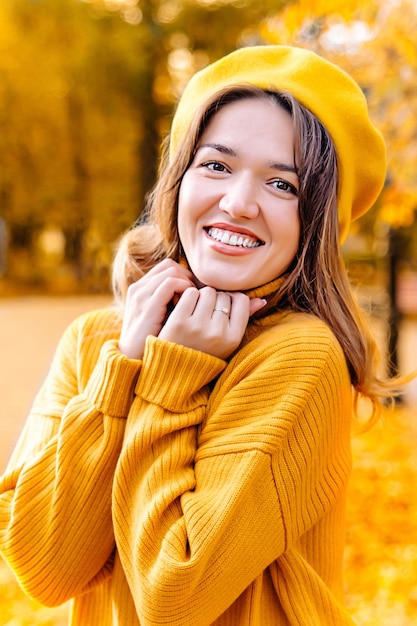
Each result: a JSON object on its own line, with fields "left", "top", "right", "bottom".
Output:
{"left": 159, "top": 286, "right": 266, "bottom": 360}
{"left": 118, "top": 259, "right": 195, "bottom": 359}
{"left": 118, "top": 258, "right": 266, "bottom": 361}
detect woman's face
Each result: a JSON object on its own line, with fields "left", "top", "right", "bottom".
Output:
{"left": 177, "top": 97, "right": 300, "bottom": 291}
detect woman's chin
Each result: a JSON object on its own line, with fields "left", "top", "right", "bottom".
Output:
{"left": 192, "top": 273, "right": 251, "bottom": 292}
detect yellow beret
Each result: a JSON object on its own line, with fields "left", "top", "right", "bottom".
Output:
{"left": 170, "top": 45, "right": 386, "bottom": 241}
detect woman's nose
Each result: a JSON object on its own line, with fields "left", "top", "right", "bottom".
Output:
{"left": 218, "top": 174, "right": 260, "bottom": 219}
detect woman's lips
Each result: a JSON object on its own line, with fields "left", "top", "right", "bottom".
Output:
{"left": 205, "top": 226, "right": 264, "bottom": 249}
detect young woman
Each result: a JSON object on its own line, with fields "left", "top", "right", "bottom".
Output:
{"left": 0, "top": 45, "right": 394, "bottom": 625}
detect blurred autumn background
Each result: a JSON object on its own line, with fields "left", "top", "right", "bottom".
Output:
{"left": 1, "top": 0, "right": 417, "bottom": 624}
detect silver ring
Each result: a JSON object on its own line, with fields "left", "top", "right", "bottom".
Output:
{"left": 214, "top": 307, "right": 230, "bottom": 316}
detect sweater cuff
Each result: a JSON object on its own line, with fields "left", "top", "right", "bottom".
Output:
{"left": 135, "top": 335, "right": 226, "bottom": 412}
{"left": 84, "top": 340, "right": 142, "bottom": 417}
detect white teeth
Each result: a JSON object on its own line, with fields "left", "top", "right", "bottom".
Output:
{"left": 207, "top": 227, "right": 262, "bottom": 248}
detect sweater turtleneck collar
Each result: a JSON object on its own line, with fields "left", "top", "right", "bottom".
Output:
{"left": 244, "top": 275, "right": 286, "bottom": 301}
{"left": 243, "top": 275, "right": 292, "bottom": 340}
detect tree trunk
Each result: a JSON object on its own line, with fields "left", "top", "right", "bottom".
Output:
{"left": 387, "top": 227, "right": 401, "bottom": 378}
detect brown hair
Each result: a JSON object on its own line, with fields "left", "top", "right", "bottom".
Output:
{"left": 112, "top": 86, "right": 402, "bottom": 418}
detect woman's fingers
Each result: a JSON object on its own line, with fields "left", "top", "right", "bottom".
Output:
{"left": 212, "top": 293, "right": 232, "bottom": 320}
{"left": 125, "top": 259, "right": 193, "bottom": 304}
{"left": 118, "top": 260, "right": 195, "bottom": 359}
{"left": 249, "top": 297, "right": 267, "bottom": 317}
{"left": 160, "top": 289, "right": 254, "bottom": 359}
{"left": 146, "top": 258, "right": 194, "bottom": 281}
{"left": 119, "top": 256, "right": 267, "bottom": 361}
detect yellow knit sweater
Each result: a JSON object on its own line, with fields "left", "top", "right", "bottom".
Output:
{"left": 0, "top": 303, "right": 355, "bottom": 625}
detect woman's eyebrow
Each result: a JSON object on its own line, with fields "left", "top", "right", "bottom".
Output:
{"left": 198, "top": 142, "right": 298, "bottom": 175}
{"left": 269, "top": 162, "right": 298, "bottom": 175}
{"left": 199, "top": 142, "right": 236, "bottom": 156}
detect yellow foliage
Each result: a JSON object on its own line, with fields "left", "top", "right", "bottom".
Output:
{"left": 278, "top": 0, "right": 370, "bottom": 35}
{"left": 345, "top": 405, "right": 417, "bottom": 625}
{"left": 380, "top": 187, "right": 417, "bottom": 228}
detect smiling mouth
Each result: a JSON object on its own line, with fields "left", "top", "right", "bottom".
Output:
{"left": 205, "top": 227, "right": 264, "bottom": 248}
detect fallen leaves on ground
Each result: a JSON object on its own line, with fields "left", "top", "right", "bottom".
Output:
{"left": 345, "top": 404, "right": 417, "bottom": 625}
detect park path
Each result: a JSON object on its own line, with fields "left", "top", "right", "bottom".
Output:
{"left": 0, "top": 295, "right": 111, "bottom": 473}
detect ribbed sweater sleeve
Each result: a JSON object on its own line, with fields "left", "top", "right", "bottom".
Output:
{"left": 0, "top": 309, "right": 139, "bottom": 606}
{"left": 112, "top": 315, "right": 353, "bottom": 626}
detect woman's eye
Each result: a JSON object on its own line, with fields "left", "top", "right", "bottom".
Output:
{"left": 272, "top": 179, "right": 298, "bottom": 196}
{"left": 202, "top": 161, "right": 228, "bottom": 173}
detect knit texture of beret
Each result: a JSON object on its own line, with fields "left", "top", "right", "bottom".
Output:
{"left": 170, "top": 45, "right": 386, "bottom": 242}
